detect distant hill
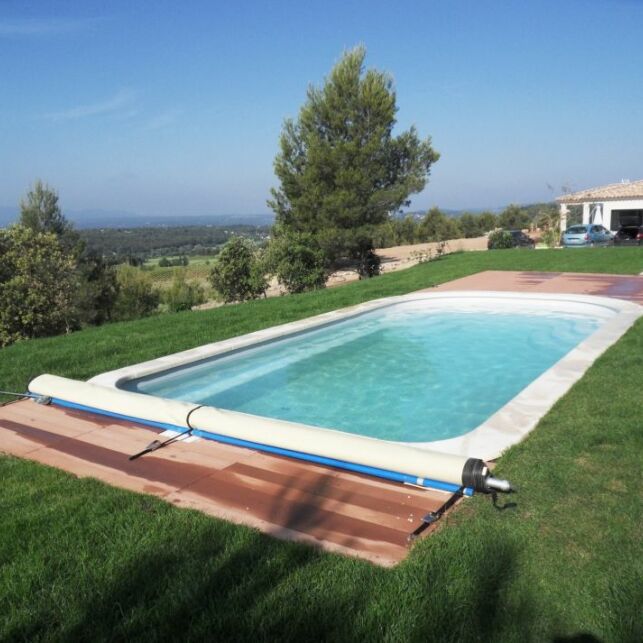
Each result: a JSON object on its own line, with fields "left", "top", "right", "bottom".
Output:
{"left": 2, "top": 203, "right": 545, "bottom": 229}
{"left": 0, "top": 207, "right": 275, "bottom": 229}
{"left": 395, "top": 207, "right": 503, "bottom": 221}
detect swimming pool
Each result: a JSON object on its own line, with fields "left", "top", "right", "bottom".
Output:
{"left": 29, "top": 291, "right": 641, "bottom": 494}
{"left": 121, "top": 305, "right": 598, "bottom": 443}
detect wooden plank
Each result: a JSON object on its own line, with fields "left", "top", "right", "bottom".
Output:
{"left": 164, "top": 489, "right": 406, "bottom": 566}
{"left": 225, "top": 461, "right": 442, "bottom": 524}
{"left": 1, "top": 402, "right": 96, "bottom": 439}
{"left": 233, "top": 451, "right": 446, "bottom": 505}
{"left": 181, "top": 471, "right": 412, "bottom": 550}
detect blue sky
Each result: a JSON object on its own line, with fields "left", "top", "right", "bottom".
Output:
{"left": 1, "top": 0, "right": 642, "bottom": 217}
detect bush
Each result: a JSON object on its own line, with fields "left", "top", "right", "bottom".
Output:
{"left": 0, "top": 226, "right": 77, "bottom": 346}
{"left": 356, "top": 249, "right": 381, "bottom": 278}
{"left": 209, "top": 237, "right": 267, "bottom": 303}
{"left": 541, "top": 228, "right": 560, "bottom": 248}
{"left": 163, "top": 272, "right": 206, "bottom": 312}
{"left": 487, "top": 230, "right": 514, "bottom": 250}
{"left": 112, "top": 266, "right": 160, "bottom": 321}
{"left": 267, "top": 232, "right": 327, "bottom": 294}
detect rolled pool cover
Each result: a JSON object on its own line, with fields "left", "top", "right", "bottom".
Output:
{"left": 29, "top": 374, "right": 509, "bottom": 495}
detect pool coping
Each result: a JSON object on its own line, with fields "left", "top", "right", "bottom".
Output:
{"left": 89, "top": 291, "right": 642, "bottom": 461}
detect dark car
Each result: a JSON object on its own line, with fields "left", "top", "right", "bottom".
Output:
{"left": 613, "top": 225, "right": 643, "bottom": 246}
{"left": 509, "top": 229, "right": 535, "bottom": 248}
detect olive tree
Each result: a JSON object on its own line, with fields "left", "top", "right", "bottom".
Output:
{"left": 0, "top": 226, "right": 77, "bottom": 346}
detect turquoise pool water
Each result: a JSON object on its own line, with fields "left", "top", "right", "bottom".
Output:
{"left": 124, "top": 306, "right": 600, "bottom": 442}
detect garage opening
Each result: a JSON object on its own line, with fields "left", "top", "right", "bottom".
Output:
{"left": 611, "top": 209, "right": 643, "bottom": 229}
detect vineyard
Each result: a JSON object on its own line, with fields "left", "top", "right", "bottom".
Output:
{"left": 142, "top": 256, "right": 215, "bottom": 290}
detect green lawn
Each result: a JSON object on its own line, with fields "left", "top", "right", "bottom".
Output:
{"left": 1, "top": 247, "right": 642, "bottom": 641}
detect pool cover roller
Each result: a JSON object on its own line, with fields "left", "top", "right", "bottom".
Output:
{"left": 28, "top": 374, "right": 511, "bottom": 495}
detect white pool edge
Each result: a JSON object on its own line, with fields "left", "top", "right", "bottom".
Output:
{"left": 89, "top": 291, "right": 642, "bottom": 461}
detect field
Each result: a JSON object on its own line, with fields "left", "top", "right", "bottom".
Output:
{"left": 1, "top": 247, "right": 642, "bottom": 641}
{"left": 141, "top": 255, "right": 215, "bottom": 290}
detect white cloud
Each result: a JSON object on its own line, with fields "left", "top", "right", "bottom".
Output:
{"left": 46, "top": 89, "right": 137, "bottom": 122}
{"left": 143, "top": 109, "right": 181, "bottom": 131}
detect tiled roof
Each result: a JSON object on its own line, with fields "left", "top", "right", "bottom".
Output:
{"left": 556, "top": 179, "right": 643, "bottom": 204}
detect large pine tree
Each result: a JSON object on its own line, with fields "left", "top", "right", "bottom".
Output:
{"left": 268, "top": 46, "right": 439, "bottom": 273}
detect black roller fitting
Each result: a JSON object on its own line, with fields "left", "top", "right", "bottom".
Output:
{"left": 461, "top": 458, "right": 488, "bottom": 492}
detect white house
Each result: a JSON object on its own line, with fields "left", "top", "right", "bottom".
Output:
{"left": 556, "top": 179, "right": 643, "bottom": 232}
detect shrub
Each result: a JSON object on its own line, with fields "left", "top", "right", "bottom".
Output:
{"left": 112, "top": 265, "right": 160, "bottom": 321}
{"left": 267, "top": 232, "right": 327, "bottom": 294}
{"left": 209, "top": 237, "right": 267, "bottom": 303}
{"left": 0, "top": 226, "right": 77, "bottom": 346}
{"left": 357, "top": 249, "right": 381, "bottom": 278}
{"left": 541, "top": 228, "right": 560, "bottom": 248}
{"left": 487, "top": 230, "right": 514, "bottom": 250}
{"left": 163, "top": 272, "right": 206, "bottom": 312}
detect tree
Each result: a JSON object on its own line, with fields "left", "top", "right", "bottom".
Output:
{"left": 19, "top": 180, "right": 81, "bottom": 254}
{"left": 477, "top": 211, "right": 498, "bottom": 233}
{"left": 0, "top": 226, "right": 77, "bottom": 346}
{"left": 498, "top": 204, "right": 530, "bottom": 230}
{"left": 268, "top": 46, "right": 439, "bottom": 273}
{"left": 266, "top": 231, "right": 327, "bottom": 294}
{"left": 163, "top": 272, "right": 206, "bottom": 312}
{"left": 418, "top": 207, "right": 461, "bottom": 241}
{"left": 209, "top": 237, "right": 267, "bottom": 303}
{"left": 112, "top": 266, "right": 160, "bottom": 321}
{"left": 458, "top": 212, "right": 483, "bottom": 238}
{"left": 17, "top": 180, "right": 119, "bottom": 325}
{"left": 535, "top": 205, "right": 561, "bottom": 248}
{"left": 394, "top": 215, "right": 418, "bottom": 245}
{"left": 74, "top": 250, "right": 120, "bottom": 325}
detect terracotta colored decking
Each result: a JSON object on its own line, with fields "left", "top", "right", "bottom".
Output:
{"left": 1, "top": 270, "right": 640, "bottom": 565}
{"left": 0, "top": 400, "right": 452, "bottom": 566}
{"left": 430, "top": 270, "right": 643, "bottom": 304}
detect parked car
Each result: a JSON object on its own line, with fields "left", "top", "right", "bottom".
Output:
{"left": 509, "top": 229, "right": 535, "bottom": 248}
{"left": 613, "top": 224, "right": 643, "bottom": 246}
{"left": 487, "top": 229, "right": 535, "bottom": 249}
{"left": 561, "top": 224, "right": 612, "bottom": 247}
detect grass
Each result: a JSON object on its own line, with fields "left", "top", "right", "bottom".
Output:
{"left": 1, "top": 247, "right": 642, "bottom": 641}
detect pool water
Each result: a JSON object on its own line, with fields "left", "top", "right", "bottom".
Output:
{"left": 124, "top": 306, "right": 600, "bottom": 442}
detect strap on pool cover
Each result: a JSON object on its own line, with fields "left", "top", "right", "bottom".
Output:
{"left": 128, "top": 405, "right": 204, "bottom": 460}
{"left": 407, "top": 488, "right": 465, "bottom": 543}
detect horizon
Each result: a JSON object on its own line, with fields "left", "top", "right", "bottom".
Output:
{"left": 1, "top": 0, "right": 642, "bottom": 218}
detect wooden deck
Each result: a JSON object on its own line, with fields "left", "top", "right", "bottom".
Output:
{"left": 431, "top": 270, "right": 643, "bottom": 304}
{"left": 0, "top": 400, "right": 453, "bottom": 566}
